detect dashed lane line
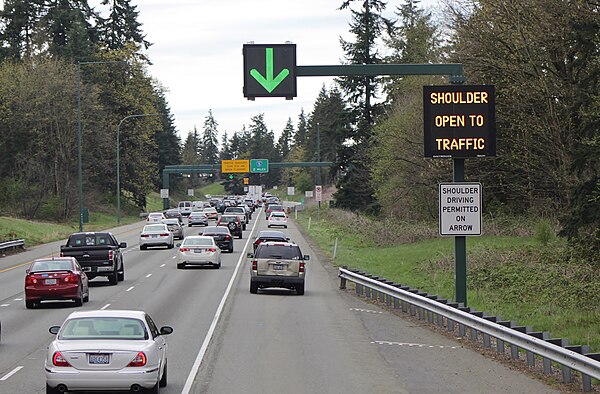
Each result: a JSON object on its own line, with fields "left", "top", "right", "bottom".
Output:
{"left": 350, "top": 307, "right": 383, "bottom": 314}
{"left": 0, "top": 366, "right": 23, "bottom": 381}
{"left": 146, "top": 274, "right": 152, "bottom": 278}
{"left": 100, "top": 304, "right": 111, "bottom": 310}
{"left": 126, "top": 286, "right": 135, "bottom": 292}
{"left": 160, "top": 264, "right": 166, "bottom": 268}
{"left": 372, "top": 340, "right": 458, "bottom": 350}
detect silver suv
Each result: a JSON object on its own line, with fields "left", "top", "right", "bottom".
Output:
{"left": 248, "top": 242, "right": 309, "bottom": 295}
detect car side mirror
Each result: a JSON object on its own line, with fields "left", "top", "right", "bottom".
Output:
{"left": 119, "top": 242, "right": 127, "bottom": 248}
{"left": 49, "top": 326, "right": 60, "bottom": 335}
{"left": 160, "top": 326, "right": 173, "bottom": 335}
{"left": 304, "top": 255, "right": 310, "bottom": 261}
{"left": 175, "top": 243, "right": 181, "bottom": 247}
{"left": 247, "top": 253, "right": 254, "bottom": 258}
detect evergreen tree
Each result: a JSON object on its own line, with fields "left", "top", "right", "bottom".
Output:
{"left": 181, "top": 126, "right": 200, "bottom": 165}
{"left": 200, "top": 109, "right": 220, "bottom": 164}
{"left": 98, "top": 0, "right": 151, "bottom": 56}
{"left": 219, "top": 132, "right": 232, "bottom": 160}
{"left": 334, "top": 0, "right": 391, "bottom": 213}
{"left": 294, "top": 108, "right": 309, "bottom": 148}
{"left": 0, "top": 0, "right": 45, "bottom": 59}
{"left": 276, "top": 118, "right": 294, "bottom": 160}
{"left": 152, "top": 88, "right": 181, "bottom": 187}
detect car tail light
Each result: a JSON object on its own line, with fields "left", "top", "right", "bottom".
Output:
{"left": 299, "top": 262, "right": 305, "bottom": 273}
{"left": 180, "top": 247, "right": 190, "bottom": 252}
{"left": 160, "top": 233, "right": 170, "bottom": 237}
{"left": 25, "top": 275, "right": 38, "bottom": 285}
{"left": 60, "top": 251, "right": 64, "bottom": 257}
{"left": 141, "top": 234, "right": 150, "bottom": 238}
{"left": 64, "top": 273, "right": 78, "bottom": 283}
{"left": 108, "top": 250, "right": 114, "bottom": 261}
{"left": 251, "top": 260, "right": 257, "bottom": 270}
{"left": 224, "top": 235, "right": 231, "bottom": 241}
{"left": 254, "top": 239, "right": 263, "bottom": 246}
{"left": 127, "top": 352, "right": 147, "bottom": 367}
{"left": 52, "top": 352, "right": 71, "bottom": 367}
{"left": 207, "top": 247, "right": 216, "bottom": 252}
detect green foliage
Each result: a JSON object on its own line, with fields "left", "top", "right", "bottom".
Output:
{"left": 534, "top": 218, "right": 555, "bottom": 246}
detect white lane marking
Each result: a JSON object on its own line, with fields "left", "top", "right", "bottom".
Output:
{"left": 146, "top": 274, "right": 152, "bottom": 278}
{"left": 126, "top": 286, "right": 135, "bottom": 292}
{"left": 1, "top": 304, "right": 9, "bottom": 307}
{"left": 160, "top": 264, "right": 166, "bottom": 268}
{"left": 350, "top": 307, "right": 383, "bottom": 314}
{"left": 101, "top": 304, "right": 111, "bottom": 310}
{"left": 372, "top": 340, "right": 458, "bottom": 349}
{"left": 182, "top": 208, "right": 261, "bottom": 394}
{"left": 171, "top": 256, "right": 176, "bottom": 259}
{"left": 13, "top": 298, "right": 22, "bottom": 301}
{"left": 0, "top": 366, "right": 23, "bottom": 381}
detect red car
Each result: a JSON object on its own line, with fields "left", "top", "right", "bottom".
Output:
{"left": 24, "top": 257, "right": 89, "bottom": 309}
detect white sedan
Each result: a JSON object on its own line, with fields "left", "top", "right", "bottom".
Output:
{"left": 176, "top": 235, "right": 221, "bottom": 269}
{"left": 140, "top": 224, "right": 174, "bottom": 250}
{"left": 45, "top": 310, "right": 173, "bottom": 394}
{"left": 267, "top": 211, "right": 288, "bottom": 228}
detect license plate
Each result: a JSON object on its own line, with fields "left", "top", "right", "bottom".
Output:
{"left": 89, "top": 354, "right": 110, "bottom": 364}
{"left": 82, "top": 267, "right": 91, "bottom": 272}
{"left": 194, "top": 248, "right": 205, "bottom": 253}
{"left": 45, "top": 279, "right": 57, "bottom": 285}
{"left": 273, "top": 264, "right": 284, "bottom": 270}
{"left": 152, "top": 234, "right": 158, "bottom": 238}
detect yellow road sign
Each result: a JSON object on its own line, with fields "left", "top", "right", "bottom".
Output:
{"left": 221, "top": 160, "right": 250, "bottom": 173}
{"left": 243, "top": 178, "right": 249, "bottom": 185}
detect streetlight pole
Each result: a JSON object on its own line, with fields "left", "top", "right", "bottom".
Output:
{"left": 117, "top": 114, "right": 163, "bottom": 224}
{"left": 77, "top": 60, "right": 127, "bottom": 232}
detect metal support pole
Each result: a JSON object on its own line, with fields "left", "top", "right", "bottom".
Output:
{"left": 454, "top": 158, "right": 467, "bottom": 306}
{"left": 316, "top": 122, "right": 321, "bottom": 220}
{"left": 77, "top": 63, "right": 83, "bottom": 232}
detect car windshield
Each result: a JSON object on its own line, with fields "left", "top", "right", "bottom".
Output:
{"left": 163, "top": 219, "right": 179, "bottom": 225}
{"left": 144, "top": 225, "right": 166, "bottom": 232}
{"left": 31, "top": 260, "right": 73, "bottom": 272}
{"left": 256, "top": 245, "right": 302, "bottom": 260}
{"left": 182, "top": 238, "right": 213, "bottom": 246}
{"left": 60, "top": 317, "right": 148, "bottom": 340}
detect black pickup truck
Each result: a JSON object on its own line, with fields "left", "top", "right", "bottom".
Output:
{"left": 60, "top": 232, "right": 127, "bottom": 285}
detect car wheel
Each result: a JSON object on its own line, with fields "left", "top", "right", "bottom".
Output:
{"left": 296, "top": 284, "right": 305, "bottom": 295}
{"left": 83, "top": 291, "right": 89, "bottom": 303}
{"left": 216, "top": 261, "right": 221, "bottom": 269}
{"left": 147, "top": 381, "right": 160, "bottom": 394}
{"left": 168, "top": 243, "right": 174, "bottom": 249}
{"left": 74, "top": 296, "right": 83, "bottom": 307}
{"left": 108, "top": 270, "right": 118, "bottom": 286}
{"left": 25, "top": 300, "right": 35, "bottom": 309}
{"left": 250, "top": 281, "right": 258, "bottom": 294}
{"left": 228, "top": 247, "right": 234, "bottom": 253}
{"left": 267, "top": 225, "right": 271, "bottom": 228}
{"left": 177, "top": 263, "right": 184, "bottom": 269}
{"left": 284, "top": 225, "right": 288, "bottom": 228}
{"left": 159, "top": 361, "right": 168, "bottom": 387}
{"left": 140, "top": 245, "right": 147, "bottom": 250}
{"left": 118, "top": 262, "right": 125, "bottom": 281}
{"left": 46, "top": 383, "right": 60, "bottom": 394}
{"left": 238, "top": 233, "right": 242, "bottom": 239}
{"left": 188, "top": 224, "right": 192, "bottom": 227}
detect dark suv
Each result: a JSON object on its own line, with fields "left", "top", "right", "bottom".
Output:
{"left": 248, "top": 242, "right": 309, "bottom": 295}
{"left": 217, "top": 215, "right": 243, "bottom": 239}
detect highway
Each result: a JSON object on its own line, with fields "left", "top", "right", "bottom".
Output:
{"left": 0, "top": 208, "right": 558, "bottom": 393}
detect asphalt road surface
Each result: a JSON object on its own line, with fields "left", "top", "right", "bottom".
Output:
{"left": 0, "top": 207, "right": 558, "bottom": 393}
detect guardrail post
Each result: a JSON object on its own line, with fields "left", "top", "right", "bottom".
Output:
{"left": 496, "top": 321, "right": 513, "bottom": 354}
{"left": 458, "top": 306, "right": 470, "bottom": 337}
{"left": 510, "top": 326, "right": 531, "bottom": 360}
{"left": 582, "top": 353, "right": 600, "bottom": 392}
{"left": 563, "top": 345, "right": 585, "bottom": 384}
{"left": 356, "top": 283, "right": 363, "bottom": 296}
{"left": 435, "top": 299, "right": 448, "bottom": 327}
{"left": 526, "top": 332, "right": 549, "bottom": 367}
{"left": 446, "top": 302, "right": 459, "bottom": 332}
{"left": 470, "top": 311, "right": 484, "bottom": 342}
{"left": 339, "top": 267, "right": 347, "bottom": 289}
{"left": 483, "top": 316, "right": 498, "bottom": 348}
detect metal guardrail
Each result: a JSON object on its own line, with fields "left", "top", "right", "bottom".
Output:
{"left": 339, "top": 267, "right": 600, "bottom": 391}
{"left": 0, "top": 239, "right": 25, "bottom": 253}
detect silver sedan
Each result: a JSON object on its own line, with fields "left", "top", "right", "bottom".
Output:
{"left": 45, "top": 310, "right": 173, "bottom": 393}
{"left": 176, "top": 235, "right": 221, "bottom": 269}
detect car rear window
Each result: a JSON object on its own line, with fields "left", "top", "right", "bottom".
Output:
{"left": 68, "top": 233, "right": 113, "bottom": 247}
{"left": 144, "top": 225, "right": 166, "bottom": 232}
{"left": 60, "top": 318, "right": 147, "bottom": 340}
{"left": 31, "top": 260, "right": 73, "bottom": 272}
{"left": 182, "top": 238, "right": 213, "bottom": 246}
{"left": 255, "top": 245, "right": 302, "bottom": 260}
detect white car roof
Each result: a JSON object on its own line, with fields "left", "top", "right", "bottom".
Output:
{"left": 148, "top": 212, "right": 164, "bottom": 216}
{"left": 64, "top": 310, "right": 147, "bottom": 320}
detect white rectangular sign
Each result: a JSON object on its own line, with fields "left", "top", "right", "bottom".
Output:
{"left": 439, "top": 182, "right": 482, "bottom": 236}
{"left": 305, "top": 191, "right": 313, "bottom": 198}
{"left": 160, "top": 189, "right": 169, "bottom": 199}
{"left": 187, "top": 188, "right": 194, "bottom": 196}
{"left": 287, "top": 187, "right": 295, "bottom": 196}
{"left": 315, "top": 185, "right": 323, "bottom": 202}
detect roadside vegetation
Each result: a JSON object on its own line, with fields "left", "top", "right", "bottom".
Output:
{"left": 295, "top": 207, "right": 600, "bottom": 353}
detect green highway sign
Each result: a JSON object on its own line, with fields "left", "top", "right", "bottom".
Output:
{"left": 243, "top": 44, "right": 296, "bottom": 99}
{"left": 250, "top": 159, "right": 269, "bottom": 173}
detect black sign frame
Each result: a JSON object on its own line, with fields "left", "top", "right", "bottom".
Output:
{"left": 423, "top": 85, "right": 496, "bottom": 158}
{"left": 243, "top": 44, "right": 297, "bottom": 99}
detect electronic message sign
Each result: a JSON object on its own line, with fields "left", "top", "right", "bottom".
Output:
{"left": 423, "top": 85, "right": 496, "bottom": 158}
{"left": 243, "top": 44, "right": 296, "bottom": 99}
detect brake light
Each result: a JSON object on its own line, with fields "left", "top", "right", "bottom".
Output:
{"left": 254, "top": 239, "right": 263, "bottom": 246}
{"left": 25, "top": 275, "right": 38, "bottom": 285}
{"left": 64, "top": 273, "right": 78, "bottom": 283}
{"left": 108, "top": 250, "right": 114, "bottom": 261}
{"left": 127, "top": 352, "right": 147, "bottom": 367}
{"left": 141, "top": 234, "right": 150, "bottom": 238}
{"left": 225, "top": 235, "right": 231, "bottom": 241}
{"left": 207, "top": 247, "right": 216, "bottom": 252}
{"left": 160, "top": 233, "right": 170, "bottom": 237}
{"left": 180, "top": 247, "right": 190, "bottom": 252}
{"left": 299, "top": 262, "right": 305, "bottom": 273}
{"left": 251, "top": 260, "right": 257, "bottom": 270}
{"left": 52, "top": 351, "right": 71, "bottom": 367}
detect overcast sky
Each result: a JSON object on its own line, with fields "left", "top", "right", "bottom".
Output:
{"left": 91, "top": 0, "right": 440, "bottom": 140}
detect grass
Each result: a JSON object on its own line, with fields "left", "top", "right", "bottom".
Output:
{"left": 197, "top": 183, "right": 225, "bottom": 197}
{"left": 295, "top": 207, "right": 600, "bottom": 352}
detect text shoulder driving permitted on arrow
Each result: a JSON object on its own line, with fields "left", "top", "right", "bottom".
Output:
{"left": 250, "top": 47, "right": 289, "bottom": 93}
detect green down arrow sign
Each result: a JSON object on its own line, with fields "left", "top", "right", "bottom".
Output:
{"left": 250, "top": 48, "right": 289, "bottom": 93}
